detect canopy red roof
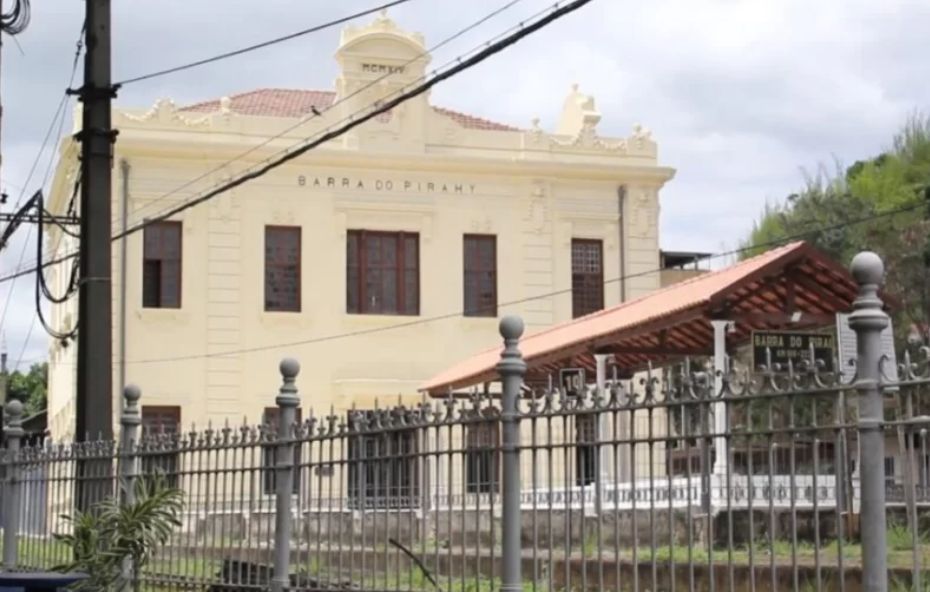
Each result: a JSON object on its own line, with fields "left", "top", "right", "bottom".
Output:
{"left": 421, "top": 241, "right": 868, "bottom": 394}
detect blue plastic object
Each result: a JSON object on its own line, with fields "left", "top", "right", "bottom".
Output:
{"left": 0, "top": 572, "right": 87, "bottom": 592}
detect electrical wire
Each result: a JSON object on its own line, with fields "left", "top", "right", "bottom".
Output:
{"left": 5, "top": 22, "right": 82, "bottom": 214}
{"left": 2, "top": 172, "right": 927, "bottom": 363}
{"left": 5, "top": 0, "right": 530, "bottom": 279}
{"left": 115, "top": 0, "right": 414, "bottom": 86}
{"left": 0, "top": 0, "right": 30, "bottom": 36}
{"left": 35, "top": 191, "right": 79, "bottom": 332}
{"left": 123, "top": 0, "right": 529, "bottom": 227}
{"left": 0, "top": 190, "right": 38, "bottom": 249}
{"left": 0, "top": 23, "right": 84, "bottom": 340}
{"left": 42, "top": 208, "right": 80, "bottom": 238}
{"left": 3, "top": 0, "right": 558, "bottom": 365}
{"left": 120, "top": 193, "right": 930, "bottom": 365}
{"left": 11, "top": 0, "right": 926, "bottom": 364}
{"left": 118, "top": 0, "right": 578, "bottom": 238}
{"left": 11, "top": 309, "right": 34, "bottom": 372}
{"left": 38, "top": 179, "right": 81, "bottom": 305}
{"left": 13, "top": 176, "right": 81, "bottom": 373}
{"left": 0, "top": 101, "right": 69, "bottom": 334}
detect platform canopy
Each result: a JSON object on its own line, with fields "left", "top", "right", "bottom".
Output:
{"left": 421, "top": 241, "right": 871, "bottom": 395}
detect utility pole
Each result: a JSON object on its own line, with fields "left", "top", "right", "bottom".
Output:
{"left": 76, "top": 0, "right": 114, "bottom": 508}
{"left": 1, "top": 0, "right": 5, "bottom": 189}
{"left": 0, "top": 335, "right": 7, "bottom": 406}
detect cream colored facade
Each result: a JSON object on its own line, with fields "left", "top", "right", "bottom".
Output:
{"left": 45, "top": 13, "right": 674, "bottom": 440}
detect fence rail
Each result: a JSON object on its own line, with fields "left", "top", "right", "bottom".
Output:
{"left": 2, "top": 251, "right": 930, "bottom": 592}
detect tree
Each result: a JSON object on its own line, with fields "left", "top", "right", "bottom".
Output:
{"left": 742, "top": 115, "right": 930, "bottom": 348}
{"left": 5, "top": 362, "right": 47, "bottom": 416}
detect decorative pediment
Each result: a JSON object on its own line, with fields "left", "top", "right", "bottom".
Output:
{"left": 340, "top": 9, "right": 425, "bottom": 50}
{"left": 548, "top": 130, "right": 628, "bottom": 152}
{"left": 628, "top": 123, "right": 657, "bottom": 156}
{"left": 523, "top": 84, "right": 658, "bottom": 157}
{"left": 119, "top": 98, "right": 211, "bottom": 128}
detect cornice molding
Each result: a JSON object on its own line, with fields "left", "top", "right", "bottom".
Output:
{"left": 115, "top": 136, "right": 676, "bottom": 185}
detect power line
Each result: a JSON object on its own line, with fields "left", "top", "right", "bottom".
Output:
{"left": 6, "top": 0, "right": 533, "bottom": 280}
{"left": 11, "top": 312, "right": 34, "bottom": 371}
{"left": 11, "top": 155, "right": 80, "bottom": 371}
{"left": 35, "top": 194, "right": 80, "bottom": 339}
{"left": 8, "top": 0, "right": 925, "bottom": 364}
{"left": 37, "top": 183, "right": 80, "bottom": 306}
{"left": 0, "top": 0, "right": 30, "bottom": 36}
{"left": 0, "top": 96, "right": 70, "bottom": 315}
{"left": 0, "top": 0, "right": 922, "bottom": 286}
{"left": 0, "top": 23, "right": 84, "bottom": 338}
{"left": 6, "top": 22, "right": 83, "bottom": 214}
{"left": 1, "top": 0, "right": 582, "bottom": 366}
{"left": 121, "top": 197, "right": 927, "bottom": 365}
{"left": 0, "top": 107, "right": 74, "bottom": 334}
{"left": 8, "top": 105, "right": 80, "bottom": 358}
{"left": 9, "top": 158, "right": 929, "bottom": 363}
{"left": 122, "top": 0, "right": 529, "bottom": 227}
{"left": 117, "top": 0, "right": 583, "bottom": 240}
{"left": 115, "top": 1, "right": 414, "bottom": 86}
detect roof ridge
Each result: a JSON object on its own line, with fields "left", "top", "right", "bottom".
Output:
{"left": 177, "top": 88, "right": 519, "bottom": 130}
{"left": 431, "top": 105, "right": 521, "bottom": 130}
{"left": 179, "top": 88, "right": 336, "bottom": 113}
{"left": 246, "top": 87, "right": 335, "bottom": 95}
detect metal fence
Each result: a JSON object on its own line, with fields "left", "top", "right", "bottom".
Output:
{"left": 2, "top": 251, "right": 930, "bottom": 592}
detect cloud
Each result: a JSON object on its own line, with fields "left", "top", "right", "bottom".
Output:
{"left": 2, "top": 0, "right": 928, "bottom": 362}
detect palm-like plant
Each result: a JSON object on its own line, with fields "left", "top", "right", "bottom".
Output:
{"left": 54, "top": 474, "right": 184, "bottom": 591}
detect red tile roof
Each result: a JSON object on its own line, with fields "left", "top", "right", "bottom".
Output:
{"left": 181, "top": 88, "right": 520, "bottom": 131}
{"left": 421, "top": 241, "right": 862, "bottom": 394}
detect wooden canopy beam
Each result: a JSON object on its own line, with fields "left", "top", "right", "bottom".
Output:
{"left": 724, "top": 311, "right": 836, "bottom": 327}
{"left": 598, "top": 345, "right": 713, "bottom": 357}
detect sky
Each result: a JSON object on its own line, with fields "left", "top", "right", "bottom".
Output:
{"left": 0, "top": 0, "right": 928, "bottom": 369}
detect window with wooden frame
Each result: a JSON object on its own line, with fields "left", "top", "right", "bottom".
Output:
{"left": 264, "top": 226, "right": 301, "bottom": 312}
{"left": 466, "top": 414, "right": 500, "bottom": 493}
{"left": 575, "top": 413, "right": 599, "bottom": 487}
{"left": 571, "top": 239, "right": 604, "bottom": 318}
{"left": 261, "top": 407, "right": 303, "bottom": 495}
{"left": 346, "top": 230, "right": 419, "bottom": 315}
{"left": 140, "top": 406, "right": 181, "bottom": 489}
{"left": 347, "top": 412, "right": 420, "bottom": 509}
{"left": 143, "top": 222, "right": 182, "bottom": 308}
{"left": 463, "top": 235, "right": 497, "bottom": 317}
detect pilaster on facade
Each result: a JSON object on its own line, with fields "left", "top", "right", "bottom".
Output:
{"left": 205, "top": 190, "right": 243, "bottom": 422}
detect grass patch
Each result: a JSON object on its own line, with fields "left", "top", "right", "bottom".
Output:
{"left": 0, "top": 537, "right": 72, "bottom": 569}
{"left": 144, "top": 556, "right": 222, "bottom": 580}
{"left": 888, "top": 523, "right": 930, "bottom": 552}
{"left": 366, "top": 569, "right": 538, "bottom": 592}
